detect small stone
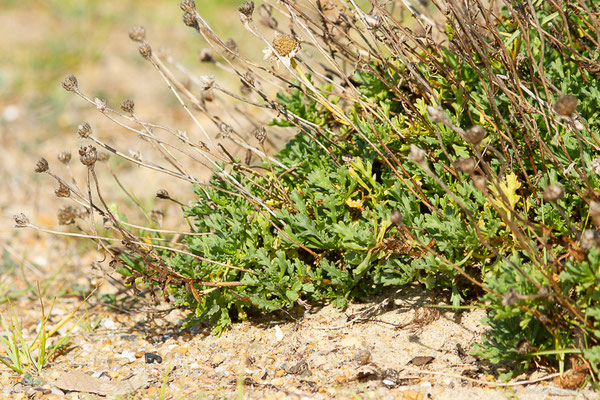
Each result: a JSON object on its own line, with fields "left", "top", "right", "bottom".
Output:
{"left": 172, "top": 346, "right": 188, "bottom": 355}
{"left": 402, "top": 390, "right": 424, "bottom": 400}
{"left": 335, "top": 375, "right": 346, "bottom": 384}
{"left": 353, "top": 349, "right": 371, "bottom": 365}
{"left": 211, "top": 354, "right": 225, "bottom": 366}
{"left": 108, "top": 370, "right": 120, "bottom": 379}
{"left": 275, "top": 369, "right": 285, "bottom": 378}
{"left": 135, "top": 351, "right": 145, "bottom": 358}
{"left": 144, "top": 352, "right": 163, "bottom": 364}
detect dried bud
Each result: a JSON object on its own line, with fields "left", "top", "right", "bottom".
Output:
{"left": 156, "top": 189, "right": 170, "bottom": 199}
{"left": 454, "top": 157, "right": 476, "bottom": 174}
{"left": 94, "top": 97, "right": 107, "bottom": 112}
{"left": 58, "top": 206, "right": 78, "bottom": 225}
{"left": 202, "top": 90, "right": 214, "bottom": 102}
{"left": 128, "top": 26, "right": 146, "bottom": 42}
{"left": 77, "top": 122, "right": 92, "bottom": 138}
{"left": 14, "top": 213, "right": 30, "bottom": 228}
{"left": 364, "top": 14, "right": 381, "bottom": 30}
{"left": 580, "top": 229, "right": 600, "bottom": 250}
{"left": 120, "top": 99, "right": 135, "bottom": 113}
{"left": 502, "top": 288, "right": 519, "bottom": 306}
{"left": 57, "top": 151, "right": 71, "bottom": 164}
{"left": 272, "top": 34, "right": 299, "bottom": 58}
{"left": 34, "top": 158, "right": 49, "bottom": 173}
{"left": 590, "top": 201, "right": 600, "bottom": 227}
{"left": 554, "top": 94, "right": 578, "bottom": 117}
{"left": 225, "top": 38, "right": 239, "bottom": 54}
{"left": 79, "top": 145, "right": 98, "bottom": 166}
{"left": 342, "top": 155, "right": 354, "bottom": 167}
{"left": 591, "top": 157, "right": 600, "bottom": 175}
{"left": 219, "top": 123, "right": 233, "bottom": 138}
{"left": 55, "top": 182, "right": 70, "bottom": 198}
{"left": 590, "top": 200, "right": 600, "bottom": 218}
{"left": 97, "top": 152, "right": 110, "bottom": 162}
{"left": 254, "top": 127, "right": 267, "bottom": 144}
{"left": 61, "top": 74, "right": 78, "bottom": 92}
{"left": 464, "top": 125, "right": 485, "bottom": 145}
{"left": 408, "top": 144, "right": 426, "bottom": 164}
{"left": 139, "top": 43, "right": 152, "bottom": 59}
{"left": 543, "top": 184, "right": 564, "bottom": 202}
{"left": 390, "top": 210, "right": 403, "bottom": 227}
{"left": 472, "top": 175, "right": 488, "bottom": 193}
{"left": 179, "top": 0, "right": 196, "bottom": 12}
{"left": 182, "top": 12, "right": 199, "bottom": 29}
{"left": 198, "top": 75, "right": 215, "bottom": 91}
{"left": 198, "top": 48, "right": 214, "bottom": 62}
{"left": 427, "top": 106, "right": 447, "bottom": 123}
{"left": 238, "top": 1, "right": 255, "bottom": 21}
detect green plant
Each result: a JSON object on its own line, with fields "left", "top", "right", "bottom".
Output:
{"left": 19, "top": 0, "right": 600, "bottom": 384}
{"left": 0, "top": 295, "right": 69, "bottom": 374}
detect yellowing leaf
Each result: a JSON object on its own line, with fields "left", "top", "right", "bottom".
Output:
{"left": 345, "top": 197, "right": 364, "bottom": 208}
{"left": 490, "top": 172, "right": 521, "bottom": 220}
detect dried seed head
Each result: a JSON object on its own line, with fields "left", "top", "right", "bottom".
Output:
{"left": 454, "top": 157, "right": 476, "bottom": 174}
{"left": 57, "top": 151, "right": 72, "bottom": 164}
{"left": 390, "top": 210, "right": 403, "bottom": 227}
{"left": 225, "top": 38, "right": 239, "bottom": 54}
{"left": 591, "top": 157, "right": 600, "bottom": 174}
{"left": 139, "top": 43, "right": 152, "bottom": 59}
{"left": 219, "top": 123, "right": 233, "bottom": 139}
{"left": 580, "top": 229, "right": 600, "bottom": 250}
{"left": 61, "top": 74, "right": 78, "bottom": 92}
{"left": 77, "top": 122, "right": 92, "bottom": 138}
{"left": 79, "top": 145, "right": 98, "bottom": 166}
{"left": 464, "top": 125, "right": 485, "bottom": 145}
{"left": 238, "top": 1, "right": 255, "bottom": 22}
{"left": 590, "top": 200, "right": 600, "bottom": 217}
{"left": 14, "top": 213, "right": 30, "bottom": 228}
{"left": 342, "top": 155, "right": 354, "bottom": 167}
{"left": 97, "top": 152, "right": 110, "bottom": 162}
{"left": 198, "top": 48, "right": 214, "bottom": 62}
{"left": 472, "top": 175, "right": 488, "bottom": 193}
{"left": 427, "top": 106, "right": 447, "bottom": 123}
{"left": 408, "top": 144, "right": 426, "bottom": 164}
{"left": 543, "top": 184, "right": 564, "bottom": 202}
{"left": 34, "top": 157, "right": 49, "bottom": 173}
{"left": 58, "top": 206, "right": 78, "bottom": 225}
{"left": 94, "top": 97, "right": 107, "bottom": 112}
{"left": 182, "top": 12, "right": 199, "bottom": 29}
{"left": 554, "top": 94, "right": 578, "bottom": 117}
{"left": 128, "top": 26, "right": 146, "bottom": 42}
{"left": 156, "top": 189, "right": 170, "bottom": 199}
{"left": 150, "top": 209, "right": 164, "bottom": 226}
{"left": 272, "top": 34, "right": 299, "bottom": 58}
{"left": 55, "top": 182, "right": 70, "bottom": 198}
{"left": 254, "top": 127, "right": 267, "bottom": 144}
{"left": 179, "top": 0, "right": 196, "bottom": 12}
{"left": 120, "top": 99, "right": 135, "bottom": 113}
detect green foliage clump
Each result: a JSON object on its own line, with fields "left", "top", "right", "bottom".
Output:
{"left": 34, "top": 0, "right": 600, "bottom": 383}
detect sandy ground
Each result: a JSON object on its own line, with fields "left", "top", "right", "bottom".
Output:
{"left": 0, "top": 1, "right": 598, "bottom": 399}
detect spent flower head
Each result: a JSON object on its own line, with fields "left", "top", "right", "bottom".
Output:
{"left": 128, "top": 26, "right": 146, "bottom": 42}
{"left": 264, "top": 33, "right": 300, "bottom": 67}
{"left": 34, "top": 158, "right": 49, "bottom": 173}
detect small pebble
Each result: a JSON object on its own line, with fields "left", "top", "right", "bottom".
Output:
{"left": 135, "top": 350, "right": 145, "bottom": 358}
{"left": 108, "top": 370, "right": 120, "bottom": 379}
{"left": 145, "top": 352, "right": 163, "bottom": 364}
